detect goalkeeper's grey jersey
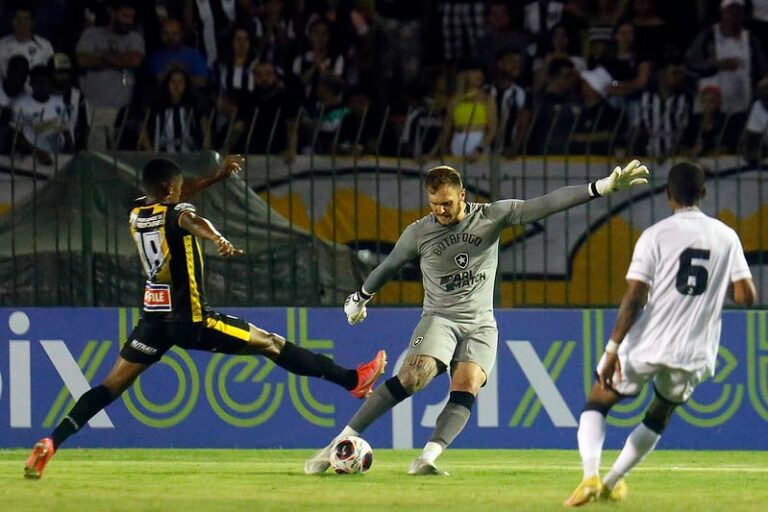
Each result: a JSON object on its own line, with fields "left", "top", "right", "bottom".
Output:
{"left": 362, "top": 185, "right": 592, "bottom": 322}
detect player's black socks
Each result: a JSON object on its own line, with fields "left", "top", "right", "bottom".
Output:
{"left": 51, "top": 385, "right": 115, "bottom": 449}
{"left": 275, "top": 341, "right": 357, "bottom": 390}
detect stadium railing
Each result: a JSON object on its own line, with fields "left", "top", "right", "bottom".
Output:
{"left": 0, "top": 106, "right": 765, "bottom": 308}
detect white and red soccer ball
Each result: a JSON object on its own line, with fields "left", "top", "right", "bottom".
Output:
{"left": 329, "top": 435, "right": 373, "bottom": 474}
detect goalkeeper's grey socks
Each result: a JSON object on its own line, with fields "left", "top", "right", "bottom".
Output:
{"left": 51, "top": 385, "right": 115, "bottom": 449}
{"left": 426, "top": 391, "right": 475, "bottom": 453}
{"left": 275, "top": 341, "right": 357, "bottom": 390}
{"left": 603, "top": 422, "right": 661, "bottom": 490}
{"left": 348, "top": 377, "right": 410, "bottom": 432}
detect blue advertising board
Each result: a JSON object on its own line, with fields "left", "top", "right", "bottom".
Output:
{"left": 1, "top": 307, "right": 766, "bottom": 450}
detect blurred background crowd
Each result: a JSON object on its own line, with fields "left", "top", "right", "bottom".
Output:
{"left": 1, "top": 0, "right": 768, "bottom": 165}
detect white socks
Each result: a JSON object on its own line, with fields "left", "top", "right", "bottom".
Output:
{"left": 577, "top": 411, "right": 607, "bottom": 479}
{"left": 419, "top": 441, "right": 444, "bottom": 464}
{"left": 603, "top": 423, "right": 660, "bottom": 490}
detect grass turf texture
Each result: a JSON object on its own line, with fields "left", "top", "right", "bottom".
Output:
{"left": 1, "top": 449, "right": 767, "bottom": 511}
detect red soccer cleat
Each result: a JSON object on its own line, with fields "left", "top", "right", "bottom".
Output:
{"left": 24, "top": 438, "right": 55, "bottom": 480}
{"left": 350, "top": 350, "right": 387, "bottom": 398}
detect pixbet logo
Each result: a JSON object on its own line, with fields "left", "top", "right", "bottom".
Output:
{"left": 0, "top": 308, "right": 333, "bottom": 431}
{"left": 2, "top": 311, "right": 113, "bottom": 429}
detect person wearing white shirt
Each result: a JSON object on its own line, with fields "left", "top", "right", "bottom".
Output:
{"left": 564, "top": 161, "right": 756, "bottom": 507}
{"left": 0, "top": 6, "right": 54, "bottom": 78}
{"left": 744, "top": 77, "right": 768, "bottom": 163}
{"left": 11, "top": 65, "right": 68, "bottom": 164}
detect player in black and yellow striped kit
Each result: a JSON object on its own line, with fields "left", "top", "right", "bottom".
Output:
{"left": 24, "top": 156, "right": 387, "bottom": 479}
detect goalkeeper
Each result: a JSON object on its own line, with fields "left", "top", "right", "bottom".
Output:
{"left": 306, "top": 160, "right": 650, "bottom": 476}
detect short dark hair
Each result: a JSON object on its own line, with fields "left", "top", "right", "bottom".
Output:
{"left": 667, "top": 161, "right": 705, "bottom": 206}
{"left": 547, "top": 57, "right": 575, "bottom": 79}
{"left": 142, "top": 158, "right": 182, "bottom": 193}
{"left": 425, "top": 166, "right": 463, "bottom": 192}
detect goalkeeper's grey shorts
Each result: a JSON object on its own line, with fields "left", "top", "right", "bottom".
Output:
{"left": 407, "top": 312, "right": 498, "bottom": 384}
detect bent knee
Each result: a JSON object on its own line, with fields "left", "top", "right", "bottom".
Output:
{"left": 245, "top": 326, "right": 286, "bottom": 357}
{"left": 397, "top": 355, "right": 440, "bottom": 394}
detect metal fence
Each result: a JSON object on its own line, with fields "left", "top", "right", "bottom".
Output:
{"left": 1, "top": 107, "right": 766, "bottom": 308}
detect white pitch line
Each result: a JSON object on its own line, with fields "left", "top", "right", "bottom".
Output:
{"left": 1, "top": 461, "right": 766, "bottom": 473}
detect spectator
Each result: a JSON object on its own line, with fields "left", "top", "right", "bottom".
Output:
{"left": 0, "top": 55, "right": 30, "bottom": 154}
{"left": 338, "top": 86, "right": 396, "bottom": 155}
{"left": 376, "top": 0, "right": 423, "bottom": 90}
{"left": 139, "top": 67, "right": 211, "bottom": 152}
{"left": 346, "top": 0, "right": 390, "bottom": 101}
{"left": 303, "top": 72, "right": 348, "bottom": 154}
{"left": 437, "top": 1, "right": 487, "bottom": 63}
{"left": 527, "top": 56, "right": 580, "bottom": 154}
{"left": 398, "top": 74, "right": 450, "bottom": 159}
{"left": 11, "top": 65, "right": 68, "bottom": 164}
{"left": 240, "top": 61, "right": 303, "bottom": 160}
{"left": 215, "top": 25, "right": 258, "bottom": 96}
{"left": 603, "top": 22, "right": 652, "bottom": 101}
{"left": 428, "top": 61, "right": 498, "bottom": 161}
{"left": 748, "top": 0, "right": 768, "bottom": 55}
{"left": 619, "top": 0, "right": 670, "bottom": 63}
{"left": 76, "top": 0, "right": 145, "bottom": 150}
{"left": 253, "top": 0, "right": 298, "bottom": 69}
{"left": 634, "top": 61, "right": 692, "bottom": 158}
{"left": 292, "top": 18, "right": 345, "bottom": 105}
{"left": 50, "top": 53, "right": 90, "bottom": 152}
{"left": 0, "top": 6, "right": 54, "bottom": 77}
{"left": 187, "top": 0, "right": 240, "bottom": 67}
{"left": 532, "top": 23, "right": 586, "bottom": 97}
{"left": 743, "top": 77, "right": 768, "bottom": 164}
{"left": 587, "top": 0, "right": 625, "bottom": 31}
{"left": 585, "top": 31, "right": 612, "bottom": 70}
{"left": 473, "top": 1, "right": 528, "bottom": 71}
{"left": 488, "top": 48, "right": 531, "bottom": 156}
{"left": 681, "top": 84, "right": 741, "bottom": 156}
{"left": 302, "top": 0, "right": 354, "bottom": 57}
{"left": 147, "top": 18, "right": 210, "bottom": 90}
{"left": 685, "top": 0, "right": 768, "bottom": 115}
{"left": 570, "top": 66, "right": 623, "bottom": 155}
{"left": 523, "top": 0, "right": 589, "bottom": 59}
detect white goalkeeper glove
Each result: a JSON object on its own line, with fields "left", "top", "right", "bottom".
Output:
{"left": 344, "top": 289, "right": 373, "bottom": 325}
{"left": 589, "top": 159, "right": 649, "bottom": 197}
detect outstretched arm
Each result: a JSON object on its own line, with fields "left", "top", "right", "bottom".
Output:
{"left": 344, "top": 224, "right": 419, "bottom": 325}
{"left": 491, "top": 160, "right": 650, "bottom": 225}
{"left": 180, "top": 154, "right": 245, "bottom": 201}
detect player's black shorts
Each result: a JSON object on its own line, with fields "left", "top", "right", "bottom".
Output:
{"left": 120, "top": 311, "right": 251, "bottom": 365}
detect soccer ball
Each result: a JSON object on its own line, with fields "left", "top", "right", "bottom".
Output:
{"left": 329, "top": 435, "right": 373, "bottom": 474}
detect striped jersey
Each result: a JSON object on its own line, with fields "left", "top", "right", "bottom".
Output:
{"left": 129, "top": 200, "right": 209, "bottom": 322}
{"left": 622, "top": 208, "right": 752, "bottom": 376}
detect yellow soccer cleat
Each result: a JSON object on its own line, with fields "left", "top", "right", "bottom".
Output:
{"left": 600, "top": 479, "right": 628, "bottom": 502}
{"left": 563, "top": 476, "right": 603, "bottom": 507}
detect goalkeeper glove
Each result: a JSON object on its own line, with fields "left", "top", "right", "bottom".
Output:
{"left": 589, "top": 159, "right": 649, "bottom": 197}
{"left": 344, "top": 289, "right": 373, "bottom": 325}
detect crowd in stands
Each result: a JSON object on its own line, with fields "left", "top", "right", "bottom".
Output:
{"left": 1, "top": 0, "right": 768, "bottom": 165}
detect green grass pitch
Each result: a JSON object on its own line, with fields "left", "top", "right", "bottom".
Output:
{"left": 1, "top": 449, "right": 767, "bottom": 511}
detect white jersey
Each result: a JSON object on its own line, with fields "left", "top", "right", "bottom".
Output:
{"left": 0, "top": 35, "right": 54, "bottom": 76}
{"left": 621, "top": 208, "right": 752, "bottom": 376}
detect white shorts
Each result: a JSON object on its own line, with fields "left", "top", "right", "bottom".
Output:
{"left": 596, "top": 352, "right": 706, "bottom": 404}
{"left": 450, "top": 130, "right": 484, "bottom": 156}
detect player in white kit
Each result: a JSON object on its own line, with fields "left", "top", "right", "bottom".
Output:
{"left": 564, "top": 161, "right": 757, "bottom": 506}
{"left": 305, "top": 160, "right": 650, "bottom": 476}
